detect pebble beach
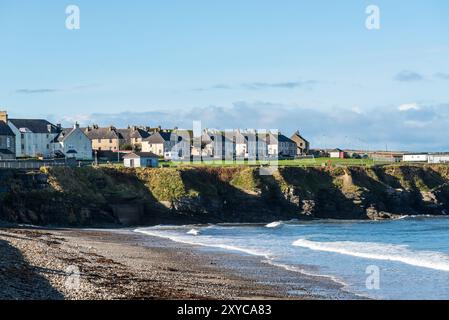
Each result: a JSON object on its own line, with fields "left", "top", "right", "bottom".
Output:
{"left": 0, "top": 227, "right": 352, "bottom": 300}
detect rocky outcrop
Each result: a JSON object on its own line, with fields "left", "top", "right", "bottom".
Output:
{"left": 1, "top": 164, "right": 449, "bottom": 226}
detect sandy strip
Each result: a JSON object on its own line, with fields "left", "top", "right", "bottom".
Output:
{"left": 0, "top": 227, "right": 355, "bottom": 300}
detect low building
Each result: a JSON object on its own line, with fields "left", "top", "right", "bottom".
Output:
{"left": 123, "top": 152, "right": 159, "bottom": 168}
{"left": 52, "top": 123, "right": 93, "bottom": 160}
{"left": 428, "top": 154, "right": 449, "bottom": 164}
{"left": 0, "top": 111, "right": 16, "bottom": 160}
{"left": 329, "top": 148, "right": 345, "bottom": 159}
{"left": 403, "top": 153, "right": 429, "bottom": 162}
{"left": 290, "top": 131, "right": 310, "bottom": 155}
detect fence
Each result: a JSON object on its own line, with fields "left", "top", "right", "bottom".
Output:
{"left": 0, "top": 159, "right": 76, "bottom": 170}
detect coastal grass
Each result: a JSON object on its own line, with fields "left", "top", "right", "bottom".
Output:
{"left": 162, "top": 157, "right": 377, "bottom": 168}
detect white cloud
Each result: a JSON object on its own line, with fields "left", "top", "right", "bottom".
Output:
{"left": 55, "top": 102, "right": 449, "bottom": 152}
{"left": 398, "top": 103, "right": 420, "bottom": 112}
{"left": 351, "top": 106, "right": 363, "bottom": 114}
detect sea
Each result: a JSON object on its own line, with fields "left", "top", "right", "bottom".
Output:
{"left": 135, "top": 216, "right": 449, "bottom": 299}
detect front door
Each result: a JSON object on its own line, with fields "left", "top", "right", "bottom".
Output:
{"left": 130, "top": 159, "right": 135, "bottom": 168}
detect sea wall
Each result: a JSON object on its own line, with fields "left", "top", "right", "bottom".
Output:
{"left": 1, "top": 165, "right": 449, "bottom": 226}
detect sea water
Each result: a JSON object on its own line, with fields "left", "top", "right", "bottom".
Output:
{"left": 135, "top": 216, "right": 449, "bottom": 299}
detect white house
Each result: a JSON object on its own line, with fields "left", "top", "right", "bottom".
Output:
{"left": 8, "top": 117, "right": 61, "bottom": 158}
{"left": 123, "top": 152, "right": 159, "bottom": 168}
{"left": 329, "top": 149, "right": 345, "bottom": 159}
{"left": 403, "top": 153, "right": 429, "bottom": 162}
{"left": 428, "top": 154, "right": 449, "bottom": 164}
{"left": 52, "top": 124, "right": 93, "bottom": 160}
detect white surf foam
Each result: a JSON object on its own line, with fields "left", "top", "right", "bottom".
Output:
{"left": 293, "top": 239, "right": 449, "bottom": 272}
{"left": 134, "top": 227, "right": 366, "bottom": 296}
{"left": 135, "top": 228, "right": 271, "bottom": 259}
{"left": 187, "top": 228, "right": 200, "bottom": 236}
{"left": 265, "top": 221, "right": 283, "bottom": 228}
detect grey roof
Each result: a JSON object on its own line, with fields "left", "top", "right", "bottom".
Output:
{"left": 83, "top": 127, "right": 122, "bottom": 140}
{"left": 117, "top": 128, "right": 150, "bottom": 142}
{"left": 9, "top": 119, "right": 60, "bottom": 134}
{"left": 145, "top": 131, "right": 173, "bottom": 144}
{"left": 291, "top": 131, "right": 309, "bottom": 143}
{"left": 54, "top": 128, "right": 75, "bottom": 142}
{"left": 123, "top": 152, "right": 159, "bottom": 159}
{"left": 278, "top": 134, "right": 295, "bottom": 143}
{"left": 0, "top": 121, "right": 14, "bottom": 136}
{"left": 0, "top": 149, "right": 14, "bottom": 155}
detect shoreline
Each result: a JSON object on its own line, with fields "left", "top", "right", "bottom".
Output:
{"left": 0, "top": 226, "right": 357, "bottom": 300}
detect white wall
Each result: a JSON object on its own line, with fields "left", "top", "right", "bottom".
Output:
{"left": 235, "top": 143, "right": 247, "bottom": 157}
{"left": 329, "top": 151, "right": 341, "bottom": 158}
{"left": 8, "top": 122, "right": 58, "bottom": 158}
{"left": 60, "top": 128, "right": 93, "bottom": 160}
{"left": 428, "top": 155, "right": 449, "bottom": 164}
{"left": 8, "top": 122, "right": 21, "bottom": 157}
{"left": 403, "top": 154, "right": 428, "bottom": 162}
{"left": 124, "top": 158, "right": 141, "bottom": 168}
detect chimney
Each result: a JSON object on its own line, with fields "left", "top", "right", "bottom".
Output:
{"left": 0, "top": 111, "right": 8, "bottom": 123}
{"left": 74, "top": 122, "right": 80, "bottom": 129}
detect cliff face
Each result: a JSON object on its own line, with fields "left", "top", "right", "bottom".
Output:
{"left": 1, "top": 165, "right": 449, "bottom": 226}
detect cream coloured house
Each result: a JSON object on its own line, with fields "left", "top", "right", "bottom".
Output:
{"left": 141, "top": 131, "right": 174, "bottom": 156}
{"left": 83, "top": 126, "right": 123, "bottom": 151}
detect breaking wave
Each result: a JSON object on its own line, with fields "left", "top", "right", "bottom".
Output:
{"left": 292, "top": 239, "right": 449, "bottom": 272}
{"left": 265, "top": 221, "right": 284, "bottom": 228}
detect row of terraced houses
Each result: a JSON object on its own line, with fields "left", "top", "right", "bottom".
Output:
{"left": 0, "top": 110, "right": 310, "bottom": 161}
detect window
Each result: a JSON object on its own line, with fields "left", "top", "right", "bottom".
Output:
{"left": 6, "top": 137, "right": 10, "bottom": 148}
{"left": 109, "top": 139, "right": 113, "bottom": 143}
{"left": 46, "top": 144, "right": 49, "bottom": 149}
{"left": 98, "top": 139, "right": 101, "bottom": 143}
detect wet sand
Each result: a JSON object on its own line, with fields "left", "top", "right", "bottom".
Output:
{"left": 0, "top": 227, "right": 355, "bottom": 300}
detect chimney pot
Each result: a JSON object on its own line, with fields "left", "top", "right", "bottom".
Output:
{"left": 0, "top": 111, "right": 8, "bottom": 123}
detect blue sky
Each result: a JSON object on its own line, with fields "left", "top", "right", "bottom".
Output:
{"left": 0, "top": 1, "right": 448, "bottom": 151}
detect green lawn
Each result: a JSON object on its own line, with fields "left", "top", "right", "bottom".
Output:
{"left": 161, "top": 157, "right": 382, "bottom": 168}
{"left": 92, "top": 157, "right": 390, "bottom": 169}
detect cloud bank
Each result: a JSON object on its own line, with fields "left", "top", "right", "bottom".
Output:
{"left": 57, "top": 101, "right": 449, "bottom": 152}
